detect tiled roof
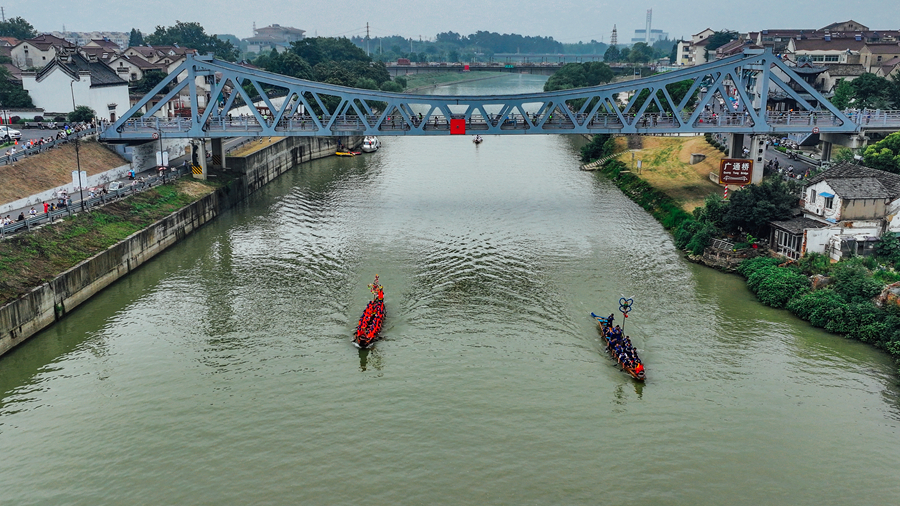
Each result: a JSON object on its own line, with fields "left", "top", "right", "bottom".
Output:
{"left": 863, "top": 43, "right": 900, "bottom": 54}
{"left": 804, "top": 162, "right": 900, "bottom": 200}
{"left": 824, "top": 63, "right": 866, "bottom": 76}
{"left": 21, "top": 34, "right": 74, "bottom": 51}
{"left": 111, "top": 53, "right": 165, "bottom": 71}
{"left": 791, "top": 38, "right": 866, "bottom": 52}
{"left": 36, "top": 51, "right": 126, "bottom": 88}
{"left": 770, "top": 216, "right": 829, "bottom": 234}
{"left": 826, "top": 177, "right": 891, "bottom": 199}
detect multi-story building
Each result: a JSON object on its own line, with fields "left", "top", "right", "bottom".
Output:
{"left": 244, "top": 24, "right": 305, "bottom": 54}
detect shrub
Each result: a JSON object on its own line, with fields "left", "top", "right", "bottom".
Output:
{"left": 9, "top": 115, "right": 20, "bottom": 124}
{"left": 831, "top": 259, "right": 883, "bottom": 303}
{"left": 379, "top": 81, "right": 403, "bottom": 92}
{"left": 54, "top": 115, "right": 66, "bottom": 122}
{"left": 798, "top": 252, "right": 831, "bottom": 276}
{"left": 752, "top": 266, "right": 810, "bottom": 308}
{"left": 68, "top": 106, "right": 96, "bottom": 123}
{"left": 787, "top": 289, "right": 846, "bottom": 324}
{"left": 686, "top": 222, "right": 716, "bottom": 255}
{"left": 394, "top": 76, "right": 407, "bottom": 89}
{"left": 737, "top": 256, "right": 781, "bottom": 278}
{"left": 34, "top": 115, "right": 44, "bottom": 122}
{"left": 15, "top": 117, "right": 25, "bottom": 124}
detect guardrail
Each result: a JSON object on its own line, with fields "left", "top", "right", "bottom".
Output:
{"left": 1, "top": 127, "right": 98, "bottom": 167}
{"left": 0, "top": 166, "right": 189, "bottom": 239}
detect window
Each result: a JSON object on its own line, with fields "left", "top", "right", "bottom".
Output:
{"left": 808, "top": 189, "right": 817, "bottom": 203}
{"left": 811, "top": 55, "right": 825, "bottom": 62}
{"left": 877, "top": 56, "right": 882, "bottom": 62}
{"left": 825, "top": 196, "right": 834, "bottom": 209}
{"left": 824, "top": 55, "right": 839, "bottom": 62}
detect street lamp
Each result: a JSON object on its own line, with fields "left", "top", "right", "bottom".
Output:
{"left": 69, "top": 79, "right": 85, "bottom": 212}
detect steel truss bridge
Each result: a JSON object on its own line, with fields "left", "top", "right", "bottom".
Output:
{"left": 102, "top": 48, "right": 863, "bottom": 143}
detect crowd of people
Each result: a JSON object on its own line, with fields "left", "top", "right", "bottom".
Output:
{"left": 599, "top": 314, "right": 645, "bottom": 378}
{"left": 3, "top": 122, "right": 96, "bottom": 165}
{"left": 355, "top": 277, "right": 386, "bottom": 347}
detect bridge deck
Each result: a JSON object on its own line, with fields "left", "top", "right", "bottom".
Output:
{"left": 102, "top": 50, "right": 887, "bottom": 142}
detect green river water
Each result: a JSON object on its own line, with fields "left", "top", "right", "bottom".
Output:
{"left": 1, "top": 74, "right": 899, "bottom": 505}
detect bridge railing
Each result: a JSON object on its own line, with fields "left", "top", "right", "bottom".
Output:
{"left": 105, "top": 106, "right": 900, "bottom": 139}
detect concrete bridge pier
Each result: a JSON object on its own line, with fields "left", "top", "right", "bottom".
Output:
{"left": 191, "top": 140, "right": 208, "bottom": 180}
{"left": 211, "top": 138, "right": 226, "bottom": 170}
{"left": 729, "top": 133, "right": 766, "bottom": 184}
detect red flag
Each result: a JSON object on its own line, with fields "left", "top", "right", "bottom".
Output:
{"left": 450, "top": 118, "right": 466, "bottom": 135}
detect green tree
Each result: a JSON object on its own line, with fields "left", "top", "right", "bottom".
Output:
{"left": 380, "top": 81, "right": 403, "bottom": 92}
{"left": 68, "top": 105, "right": 96, "bottom": 123}
{"left": 0, "top": 65, "right": 33, "bottom": 107}
{"left": 705, "top": 31, "right": 739, "bottom": 51}
{"left": 627, "top": 42, "right": 655, "bottom": 63}
{"left": 831, "top": 79, "right": 853, "bottom": 109}
{"left": 0, "top": 17, "right": 37, "bottom": 40}
{"left": 144, "top": 21, "right": 239, "bottom": 61}
{"left": 862, "top": 132, "right": 900, "bottom": 173}
{"left": 603, "top": 45, "right": 620, "bottom": 63}
{"left": 130, "top": 70, "right": 169, "bottom": 94}
{"left": 128, "top": 28, "right": 144, "bottom": 47}
{"left": 851, "top": 73, "right": 891, "bottom": 108}
{"left": 355, "top": 77, "right": 378, "bottom": 90}
{"left": 721, "top": 177, "right": 796, "bottom": 236}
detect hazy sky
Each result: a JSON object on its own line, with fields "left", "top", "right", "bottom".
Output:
{"left": 22, "top": 0, "right": 900, "bottom": 44}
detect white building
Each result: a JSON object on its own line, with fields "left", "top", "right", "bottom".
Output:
{"left": 21, "top": 51, "right": 129, "bottom": 121}
{"left": 770, "top": 163, "right": 900, "bottom": 261}
{"left": 9, "top": 34, "right": 74, "bottom": 69}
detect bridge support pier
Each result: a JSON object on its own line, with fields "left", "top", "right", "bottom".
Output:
{"left": 211, "top": 138, "right": 226, "bottom": 170}
{"left": 191, "top": 140, "right": 208, "bottom": 180}
{"left": 728, "top": 134, "right": 765, "bottom": 184}
{"left": 821, "top": 140, "right": 833, "bottom": 162}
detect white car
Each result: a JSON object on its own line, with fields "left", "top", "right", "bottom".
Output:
{"left": 0, "top": 126, "right": 22, "bottom": 140}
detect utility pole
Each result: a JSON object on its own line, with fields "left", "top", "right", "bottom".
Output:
{"left": 1, "top": 7, "right": 5, "bottom": 23}
{"left": 365, "top": 22, "right": 370, "bottom": 56}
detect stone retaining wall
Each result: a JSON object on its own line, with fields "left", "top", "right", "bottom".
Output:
{"left": 0, "top": 135, "right": 358, "bottom": 357}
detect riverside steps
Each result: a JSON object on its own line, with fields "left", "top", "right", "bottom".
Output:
{"left": 0, "top": 135, "right": 359, "bottom": 357}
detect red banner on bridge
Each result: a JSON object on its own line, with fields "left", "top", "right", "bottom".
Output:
{"left": 450, "top": 119, "right": 466, "bottom": 135}
{"left": 718, "top": 158, "right": 753, "bottom": 185}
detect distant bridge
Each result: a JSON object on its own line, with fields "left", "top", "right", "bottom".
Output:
{"left": 102, "top": 48, "right": 867, "bottom": 145}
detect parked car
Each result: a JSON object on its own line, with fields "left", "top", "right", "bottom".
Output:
{"left": 107, "top": 181, "right": 123, "bottom": 191}
{"left": 0, "top": 126, "right": 22, "bottom": 141}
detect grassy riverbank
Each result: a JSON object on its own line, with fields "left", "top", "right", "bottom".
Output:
{"left": 610, "top": 136, "right": 725, "bottom": 213}
{"left": 0, "top": 178, "right": 222, "bottom": 306}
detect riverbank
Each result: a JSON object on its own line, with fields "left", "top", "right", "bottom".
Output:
{"left": 589, "top": 136, "right": 900, "bottom": 367}
{"left": 0, "top": 134, "right": 355, "bottom": 357}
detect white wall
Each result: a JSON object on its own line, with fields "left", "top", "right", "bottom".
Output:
{"left": 887, "top": 198, "right": 900, "bottom": 233}
{"left": 804, "top": 181, "right": 842, "bottom": 221}
{"left": 805, "top": 228, "right": 832, "bottom": 255}
{"left": 22, "top": 68, "right": 129, "bottom": 121}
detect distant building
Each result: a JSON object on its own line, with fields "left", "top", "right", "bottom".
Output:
{"left": 244, "top": 24, "right": 305, "bottom": 54}
{"left": 631, "top": 29, "right": 669, "bottom": 44}
{"left": 50, "top": 31, "right": 129, "bottom": 51}
{"left": 10, "top": 34, "right": 75, "bottom": 69}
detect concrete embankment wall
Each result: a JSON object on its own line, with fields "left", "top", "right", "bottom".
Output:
{"left": 0, "top": 135, "right": 358, "bottom": 357}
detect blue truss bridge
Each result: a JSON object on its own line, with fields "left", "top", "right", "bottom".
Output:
{"left": 102, "top": 48, "right": 874, "bottom": 144}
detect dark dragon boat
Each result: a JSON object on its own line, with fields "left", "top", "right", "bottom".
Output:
{"left": 592, "top": 312, "right": 645, "bottom": 381}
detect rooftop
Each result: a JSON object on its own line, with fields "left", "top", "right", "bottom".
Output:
{"left": 804, "top": 163, "right": 900, "bottom": 200}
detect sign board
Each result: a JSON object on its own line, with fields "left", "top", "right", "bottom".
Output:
{"left": 450, "top": 118, "right": 466, "bottom": 135}
{"left": 156, "top": 150, "right": 169, "bottom": 166}
{"left": 812, "top": 127, "right": 820, "bottom": 134}
{"left": 718, "top": 158, "right": 752, "bottom": 185}
{"left": 71, "top": 170, "right": 88, "bottom": 190}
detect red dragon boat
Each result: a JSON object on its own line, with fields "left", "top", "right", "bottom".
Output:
{"left": 353, "top": 276, "right": 385, "bottom": 349}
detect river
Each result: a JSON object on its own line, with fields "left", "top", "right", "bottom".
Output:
{"left": 1, "top": 74, "right": 899, "bottom": 505}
